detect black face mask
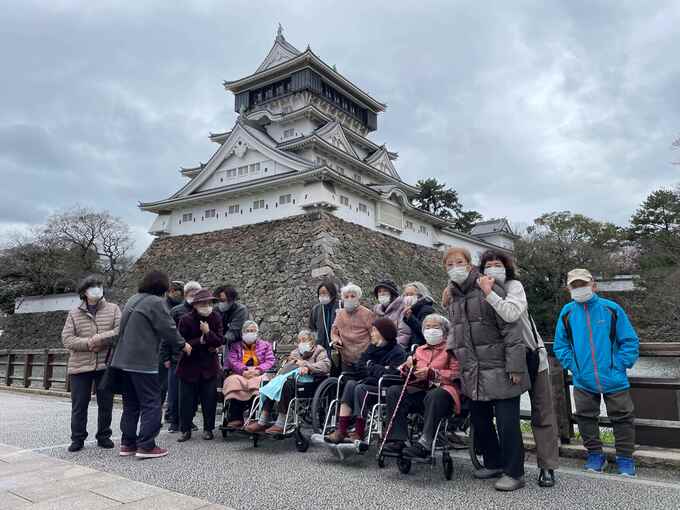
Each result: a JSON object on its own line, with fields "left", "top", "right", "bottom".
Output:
{"left": 167, "top": 296, "right": 182, "bottom": 307}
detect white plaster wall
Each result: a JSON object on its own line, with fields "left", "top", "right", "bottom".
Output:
{"left": 266, "top": 118, "right": 318, "bottom": 142}
{"left": 15, "top": 293, "right": 81, "bottom": 314}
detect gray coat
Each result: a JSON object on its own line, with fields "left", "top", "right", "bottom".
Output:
{"left": 447, "top": 270, "right": 529, "bottom": 401}
{"left": 111, "top": 293, "right": 186, "bottom": 373}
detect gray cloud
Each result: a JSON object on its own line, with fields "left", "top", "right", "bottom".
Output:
{"left": 1, "top": 0, "right": 679, "bottom": 255}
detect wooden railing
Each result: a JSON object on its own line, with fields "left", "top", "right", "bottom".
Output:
{"left": 0, "top": 349, "right": 71, "bottom": 392}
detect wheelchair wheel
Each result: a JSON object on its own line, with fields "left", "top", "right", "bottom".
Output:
{"left": 295, "top": 429, "right": 310, "bottom": 453}
{"left": 468, "top": 423, "right": 484, "bottom": 470}
{"left": 311, "top": 377, "right": 338, "bottom": 434}
{"left": 396, "top": 457, "right": 412, "bottom": 475}
{"left": 443, "top": 452, "right": 454, "bottom": 480}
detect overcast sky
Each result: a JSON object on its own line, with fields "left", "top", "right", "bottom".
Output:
{"left": 2, "top": 0, "right": 679, "bottom": 255}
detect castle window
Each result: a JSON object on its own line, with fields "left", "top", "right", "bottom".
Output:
{"left": 238, "top": 166, "right": 248, "bottom": 177}
{"left": 358, "top": 203, "right": 368, "bottom": 214}
{"left": 182, "top": 213, "right": 193, "bottom": 222}
{"left": 337, "top": 166, "right": 345, "bottom": 175}
{"left": 205, "top": 209, "right": 216, "bottom": 219}
{"left": 419, "top": 225, "right": 427, "bottom": 234}
{"left": 340, "top": 196, "right": 349, "bottom": 207}
{"left": 226, "top": 168, "right": 237, "bottom": 178}
{"left": 283, "top": 128, "right": 295, "bottom": 139}
{"left": 253, "top": 200, "right": 265, "bottom": 210}
{"left": 279, "top": 194, "right": 292, "bottom": 205}
{"left": 405, "top": 220, "right": 414, "bottom": 230}
{"left": 249, "top": 163, "right": 260, "bottom": 175}
{"left": 228, "top": 204, "right": 240, "bottom": 214}
{"left": 353, "top": 174, "right": 362, "bottom": 184}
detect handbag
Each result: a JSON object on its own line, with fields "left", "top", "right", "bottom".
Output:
{"left": 525, "top": 314, "right": 542, "bottom": 386}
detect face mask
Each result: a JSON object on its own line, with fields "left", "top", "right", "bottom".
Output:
{"left": 196, "top": 305, "right": 212, "bottom": 317}
{"left": 570, "top": 286, "right": 593, "bottom": 303}
{"left": 85, "top": 286, "right": 103, "bottom": 300}
{"left": 243, "top": 332, "right": 258, "bottom": 344}
{"left": 448, "top": 266, "right": 469, "bottom": 284}
{"left": 186, "top": 296, "right": 195, "bottom": 304}
{"left": 319, "top": 295, "right": 331, "bottom": 305}
{"left": 377, "top": 293, "right": 391, "bottom": 305}
{"left": 484, "top": 267, "right": 507, "bottom": 284}
{"left": 217, "top": 301, "right": 230, "bottom": 312}
{"left": 403, "top": 295, "right": 418, "bottom": 307}
{"left": 423, "top": 328, "right": 444, "bottom": 345}
{"left": 298, "top": 342, "right": 312, "bottom": 355}
{"left": 343, "top": 298, "right": 359, "bottom": 312}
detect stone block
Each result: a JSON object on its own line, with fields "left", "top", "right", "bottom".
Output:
{"left": 119, "top": 492, "right": 212, "bottom": 510}
{"left": 89, "top": 479, "right": 166, "bottom": 503}
{"left": 311, "top": 266, "right": 334, "bottom": 279}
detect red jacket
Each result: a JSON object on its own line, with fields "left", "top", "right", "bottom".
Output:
{"left": 403, "top": 342, "right": 461, "bottom": 415}
{"left": 176, "top": 310, "right": 224, "bottom": 383}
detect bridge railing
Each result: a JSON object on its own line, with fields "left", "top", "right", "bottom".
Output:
{"left": 0, "top": 349, "right": 71, "bottom": 392}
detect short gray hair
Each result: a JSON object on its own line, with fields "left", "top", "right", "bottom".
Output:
{"left": 340, "top": 283, "right": 362, "bottom": 299}
{"left": 184, "top": 281, "right": 201, "bottom": 294}
{"left": 242, "top": 320, "right": 259, "bottom": 334}
{"left": 298, "top": 328, "right": 316, "bottom": 343}
{"left": 422, "top": 313, "right": 451, "bottom": 338}
{"left": 403, "top": 281, "right": 432, "bottom": 300}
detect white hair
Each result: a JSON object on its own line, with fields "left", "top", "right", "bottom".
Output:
{"left": 184, "top": 281, "right": 201, "bottom": 294}
{"left": 422, "top": 313, "right": 451, "bottom": 337}
{"left": 242, "top": 320, "right": 259, "bottom": 333}
{"left": 403, "top": 281, "right": 432, "bottom": 299}
{"left": 298, "top": 328, "right": 316, "bottom": 343}
{"left": 341, "top": 283, "right": 362, "bottom": 299}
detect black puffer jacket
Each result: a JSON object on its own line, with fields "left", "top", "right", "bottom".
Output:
{"left": 402, "top": 296, "right": 436, "bottom": 347}
{"left": 355, "top": 341, "right": 407, "bottom": 386}
{"left": 447, "top": 270, "right": 529, "bottom": 401}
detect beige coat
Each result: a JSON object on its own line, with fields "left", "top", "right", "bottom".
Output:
{"left": 61, "top": 299, "right": 121, "bottom": 374}
{"left": 331, "top": 305, "right": 375, "bottom": 364}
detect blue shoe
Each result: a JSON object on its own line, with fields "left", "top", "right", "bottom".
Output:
{"left": 616, "top": 456, "right": 636, "bottom": 477}
{"left": 584, "top": 452, "right": 606, "bottom": 472}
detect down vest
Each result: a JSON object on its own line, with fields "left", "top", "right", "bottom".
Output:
{"left": 61, "top": 299, "right": 122, "bottom": 375}
{"left": 447, "top": 270, "right": 529, "bottom": 401}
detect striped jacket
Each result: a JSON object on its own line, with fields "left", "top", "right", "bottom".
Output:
{"left": 61, "top": 299, "right": 122, "bottom": 374}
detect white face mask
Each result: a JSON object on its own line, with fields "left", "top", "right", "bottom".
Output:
{"left": 484, "top": 267, "right": 506, "bottom": 284}
{"left": 85, "top": 286, "right": 103, "bottom": 300}
{"left": 243, "top": 332, "right": 258, "bottom": 344}
{"left": 319, "top": 295, "right": 331, "bottom": 305}
{"left": 570, "top": 286, "right": 594, "bottom": 303}
{"left": 298, "top": 342, "right": 312, "bottom": 355}
{"left": 448, "top": 266, "right": 469, "bottom": 284}
{"left": 403, "top": 295, "right": 418, "bottom": 307}
{"left": 377, "top": 293, "right": 391, "bottom": 305}
{"left": 217, "top": 301, "right": 230, "bottom": 312}
{"left": 343, "top": 298, "right": 359, "bottom": 312}
{"left": 423, "top": 328, "right": 444, "bottom": 345}
{"left": 186, "top": 296, "right": 195, "bottom": 304}
{"left": 196, "top": 305, "right": 212, "bottom": 317}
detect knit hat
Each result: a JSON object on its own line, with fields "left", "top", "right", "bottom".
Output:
{"left": 373, "top": 279, "right": 399, "bottom": 299}
{"left": 372, "top": 318, "right": 397, "bottom": 344}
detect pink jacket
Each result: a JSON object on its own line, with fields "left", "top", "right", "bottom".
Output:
{"left": 226, "top": 339, "right": 275, "bottom": 375}
{"left": 331, "top": 305, "right": 375, "bottom": 364}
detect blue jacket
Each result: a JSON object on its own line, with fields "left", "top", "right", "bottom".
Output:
{"left": 553, "top": 293, "right": 639, "bottom": 395}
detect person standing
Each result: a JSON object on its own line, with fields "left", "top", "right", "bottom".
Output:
{"left": 445, "top": 247, "right": 529, "bottom": 492}
{"left": 330, "top": 283, "right": 375, "bottom": 370}
{"left": 176, "top": 289, "right": 224, "bottom": 442}
{"left": 61, "top": 275, "right": 121, "bottom": 453}
{"left": 214, "top": 284, "right": 249, "bottom": 348}
{"left": 400, "top": 281, "right": 435, "bottom": 348}
{"left": 111, "top": 270, "right": 191, "bottom": 459}
{"left": 308, "top": 280, "right": 340, "bottom": 356}
{"left": 478, "top": 250, "right": 560, "bottom": 487}
{"left": 553, "top": 268, "right": 640, "bottom": 477}
{"left": 171, "top": 281, "right": 201, "bottom": 325}
{"left": 160, "top": 280, "right": 184, "bottom": 415}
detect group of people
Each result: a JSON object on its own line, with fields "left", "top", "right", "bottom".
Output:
{"left": 61, "top": 245, "right": 640, "bottom": 491}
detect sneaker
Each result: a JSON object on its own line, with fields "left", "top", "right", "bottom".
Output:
{"left": 538, "top": 468, "right": 556, "bottom": 487}
{"left": 244, "top": 422, "right": 268, "bottom": 434}
{"left": 584, "top": 452, "right": 607, "bottom": 473}
{"left": 616, "top": 456, "right": 636, "bottom": 477}
{"left": 494, "top": 475, "right": 525, "bottom": 492}
{"left": 67, "top": 441, "right": 84, "bottom": 453}
{"left": 348, "top": 431, "right": 364, "bottom": 442}
{"left": 191, "top": 423, "right": 199, "bottom": 431}
{"left": 473, "top": 467, "right": 504, "bottom": 479}
{"left": 380, "top": 440, "right": 405, "bottom": 455}
{"left": 202, "top": 430, "right": 214, "bottom": 440}
{"left": 265, "top": 424, "right": 285, "bottom": 435}
{"left": 325, "top": 430, "right": 349, "bottom": 444}
{"left": 226, "top": 420, "right": 243, "bottom": 429}
{"left": 119, "top": 445, "right": 137, "bottom": 457}
{"left": 167, "top": 424, "right": 179, "bottom": 433}
{"left": 403, "top": 442, "right": 430, "bottom": 459}
{"left": 97, "top": 438, "right": 115, "bottom": 449}
{"left": 136, "top": 447, "right": 169, "bottom": 459}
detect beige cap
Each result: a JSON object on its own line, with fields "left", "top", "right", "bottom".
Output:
{"left": 567, "top": 268, "right": 593, "bottom": 285}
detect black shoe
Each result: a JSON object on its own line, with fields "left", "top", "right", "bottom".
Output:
{"left": 67, "top": 441, "right": 84, "bottom": 452}
{"left": 381, "top": 441, "right": 405, "bottom": 455}
{"left": 202, "top": 430, "right": 214, "bottom": 441}
{"left": 538, "top": 469, "right": 556, "bottom": 488}
{"left": 167, "top": 424, "right": 179, "bottom": 433}
{"left": 97, "top": 438, "right": 115, "bottom": 449}
{"left": 191, "top": 423, "right": 198, "bottom": 431}
{"left": 177, "top": 432, "right": 191, "bottom": 443}
{"left": 403, "top": 442, "right": 430, "bottom": 459}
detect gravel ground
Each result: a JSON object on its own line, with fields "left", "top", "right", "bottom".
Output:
{"left": 1, "top": 390, "right": 679, "bottom": 510}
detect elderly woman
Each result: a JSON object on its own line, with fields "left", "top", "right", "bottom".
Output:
{"left": 400, "top": 281, "right": 435, "bottom": 348}
{"left": 478, "top": 250, "right": 558, "bottom": 487}
{"left": 331, "top": 283, "right": 375, "bottom": 370}
{"left": 382, "top": 314, "right": 461, "bottom": 458}
{"left": 176, "top": 289, "right": 224, "bottom": 442}
{"left": 308, "top": 280, "right": 340, "bottom": 356}
{"left": 61, "top": 275, "right": 121, "bottom": 453}
{"left": 112, "top": 270, "right": 190, "bottom": 459}
{"left": 326, "top": 318, "right": 406, "bottom": 444}
{"left": 222, "top": 320, "right": 276, "bottom": 428}
{"left": 444, "top": 247, "right": 529, "bottom": 492}
{"left": 245, "top": 328, "right": 331, "bottom": 435}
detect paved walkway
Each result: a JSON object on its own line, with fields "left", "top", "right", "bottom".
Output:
{"left": 0, "top": 390, "right": 679, "bottom": 510}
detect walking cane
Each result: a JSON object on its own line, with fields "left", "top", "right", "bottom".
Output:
{"left": 378, "top": 358, "right": 416, "bottom": 457}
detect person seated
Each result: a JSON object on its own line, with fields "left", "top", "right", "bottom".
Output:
{"left": 326, "top": 318, "right": 406, "bottom": 444}
{"left": 245, "top": 329, "right": 331, "bottom": 434}
{"left": 400, "top": 281, "right": 435, "bottom": 348}
{"left": 222, "top": 320, "right": 275, "bottom": 428}
{"left": 382, "top": 314, "right": 461, "bottom": 459}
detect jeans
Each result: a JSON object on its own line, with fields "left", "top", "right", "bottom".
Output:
{"left": 120, "top": 371, "right": 162, "bottom": 450}
{"left": 166, "top": 365, "right": 179, "bottom": 426}
{"left": 69, "top": 370, "right": 113, "bottom": 444}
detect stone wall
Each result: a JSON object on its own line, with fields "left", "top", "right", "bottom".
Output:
{"left": 0, "top": 311, "right": 69, "bottom": 350}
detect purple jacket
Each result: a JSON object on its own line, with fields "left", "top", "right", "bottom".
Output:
{"left": 226, "top": 339, "right": 275, "bottom": 375}
{"left": 176, "top": 310, "right": 223, "bottom": 383}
